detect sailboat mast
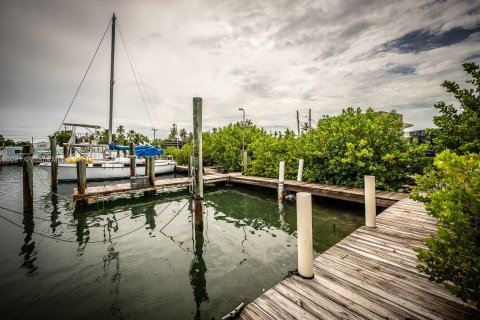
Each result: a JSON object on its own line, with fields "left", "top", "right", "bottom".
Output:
{"left": 108, "top": 13, "right": 116, "bottom": 145}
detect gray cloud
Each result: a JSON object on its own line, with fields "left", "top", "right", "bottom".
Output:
{"left": 388, "top": 65, "right": 416, "bottom": 75}
{"left": 378, "top": 25, "right": 480, "bottom": 54}
{"left": 1, "top": 0, "right": 480, "bottom": 141}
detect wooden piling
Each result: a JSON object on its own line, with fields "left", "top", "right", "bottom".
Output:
{"left": 297, "top": 159, "right": 304, "bottom": 182}
{"left": 76, "top": 160, "right": 87, "bottom": 195}
{"left": 365, "top": 175, "right": 376, "bottom": 227}
{"left": 22, "top": 145, "right": 33, "bottom": 211}
{"left": 278, "top": 161, "right": 285, "bottom": 201}
{"left": 188, "top": 155, "right": 193, "bottom": 177}
{"left": 297, "top": 192, "right": 314, "bottom": 278}
{"left": 194, "top": 199, "right": 203, "bottom": 226}
{"left": 129, "top": 142, "right": 136, "bottom": 177}
{"left": 50, "top": 137, "right": 57, "bottom": 188}
{"left": 193, "top": 97, "right": 203, "bottom": 199}
{"left": 242, "top": 150, "right": 248, "bottom": 172}
{"left": 148, "top": 157, "right": 155, "bottom": 186}
{"left": 63, "top": 145, "right": 68, "bottom": 160}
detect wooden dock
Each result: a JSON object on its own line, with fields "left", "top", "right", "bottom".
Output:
{"left": 73, "top": 173, "right": 229, "bottom": 203}
{"left": 239, "top": 198, "right": 479, "bottom": 320}
{"left": 74, "top": 168, "right": 406, "bottom": 207}
{"left": 228, "top": 175, "right": 406, "bottom": 207}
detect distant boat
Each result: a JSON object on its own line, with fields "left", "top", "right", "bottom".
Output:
{"left": 39, "top": 13, "right": 176, "bottom": 181}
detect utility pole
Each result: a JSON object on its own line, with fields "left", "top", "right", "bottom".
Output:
{"left": 296, "top": 110, "right": 300, "bottom": 136}
{"left": 239, "top": 108, "right": 245, "bottom": 152}
{"left": 308, "top": 108, "right": 312, "bottom": 129}
{"left": 173, "top": 123, "right": 178, "bottom": 149}
{"left": 152, "top": 128, "right": 158, "bottom": 140}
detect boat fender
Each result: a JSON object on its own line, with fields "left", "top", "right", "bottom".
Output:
{"left": 285, "top": 193, "right": 295, "bottom": 201}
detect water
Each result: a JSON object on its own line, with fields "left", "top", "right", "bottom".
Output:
{"left": 0, "top": 165, "right": 363, "bottom": 319}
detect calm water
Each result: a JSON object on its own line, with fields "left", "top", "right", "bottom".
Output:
{"left": 0, "top": 165, "right": 363, "bottom": 319}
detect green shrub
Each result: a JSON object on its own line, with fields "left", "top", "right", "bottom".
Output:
{"left": 411, "top": 150, "right": 480, "bottom": 307}
{"left": 430, "top": 62, "right": 480, "bottom": 154}
{"left": 163, "top": 144, "right": 192, "bottom": 165}
{"left": 247, "top": 108, "right": 429, "bottom": 191}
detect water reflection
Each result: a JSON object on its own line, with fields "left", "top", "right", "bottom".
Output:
{"left": 20, "top": 209, "right": 37, "bottom": 275}
{"left": 75, "top": 213, "right": 90, "bottom": 250}
{"left": 205, "top": 187, "right": 364, "bottom": 254}
{"left": 189, "top": 200, "right": 209, "bottom": 319}
{"left": 144, "top": 205, "right": 156, "bottom": 232}
{"left": 103, "top": 244, "right": 123, "bottom": 318}
{"left": 49, "top": 192, "right": 61, "bottom": 233}
{"left": 278, "top": 200, "right": 287, "bottom": 231}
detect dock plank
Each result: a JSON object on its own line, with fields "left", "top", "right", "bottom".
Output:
{"left": 74, "top": 170, "right": 408, "bottom": 208}
{"left": 239, "top": 198, "right": 479, "bottom": 319}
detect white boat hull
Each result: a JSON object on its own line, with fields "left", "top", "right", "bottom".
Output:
{"left": 38, "top": 160, "right": 176, "bottom": 181}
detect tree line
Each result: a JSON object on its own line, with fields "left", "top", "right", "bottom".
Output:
{"left": 0, "top": 124, "right": 193, "bottom": 148}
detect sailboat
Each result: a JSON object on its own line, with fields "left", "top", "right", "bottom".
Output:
{"left": 39, "top": 13, "right": 176, "bottom": 181}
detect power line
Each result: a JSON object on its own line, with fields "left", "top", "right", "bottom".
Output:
{"left": 116, "top": 22, "right": 155, "bottom": 129}
{"left": 117, "top": 23, "right": 162, "bottom": 128}
{"left": 0, "top": 199, "right": 178, "bottom": 243}
{"left": 56, "top": 19, "right": 112, "bottom": 135}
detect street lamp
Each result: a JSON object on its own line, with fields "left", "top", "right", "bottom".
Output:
{"left": 238, "top": 108, "right": 245, "bottom": 152}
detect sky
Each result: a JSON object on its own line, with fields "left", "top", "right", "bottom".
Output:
{"left": 1, "top": 0, "right": 479, "bottom": 142}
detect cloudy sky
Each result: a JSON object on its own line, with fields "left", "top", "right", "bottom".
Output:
{"left": 1, "top": 0, "right": 479, "bottom": 141}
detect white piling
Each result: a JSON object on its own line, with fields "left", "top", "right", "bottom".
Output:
{"left": 297, "top": 159, "right": 304, "bottom": 182}
{"left": 297, "top": 192, "right": 314, "bottom": 279}
{"left": 278, "top": 161, "right": 285, "bottom": 200}
{"left": 365, "top": 175, "right": 376, "bottom": 228}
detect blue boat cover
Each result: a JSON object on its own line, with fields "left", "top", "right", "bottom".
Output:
{"left": 109, "top": 143, "right": 164, "bottom": 157}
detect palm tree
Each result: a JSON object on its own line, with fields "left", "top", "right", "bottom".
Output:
{"left": 116, "top": 125, "right": 125, "bottom": 136}
{"left": 168, "top": 124, "right": 178, "bottom": 141}
{"left": 127, "top": 130, "right": 135, "bottom": 142}
{"left": 179, "top": 128, "right": 188, "bottom": 141}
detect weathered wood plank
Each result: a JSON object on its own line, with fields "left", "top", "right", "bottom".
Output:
{"left": 240, "top": 198, "right": 479, "bottom": 320}
{"left": 239, "top": 301, "right": 275, "bottom": 320}
{"left": 281, "top": 278, "right": 376, "bottom": 320}
{"left": 284, "top": 275, "right": 397, "bottom": 320}
{"left": 319, "top": 254, "right": 472, "bottom": 319}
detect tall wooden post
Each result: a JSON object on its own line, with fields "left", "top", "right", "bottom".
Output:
{"left": 188, "top": 155, "right": 193, "bottom": 177}
{"left": 193, "top": 97, "right": 203, "bottom": 199}
{"left": 22, "top": 145, "right": 33, "bottom": 211}
{"left": 148, "top": 157, "right": 155, "bottom": 187}
{"left": 76, "top": 160, "right": 87, "bottom": 195}
{"left": 50, "top": 137, "right": 57, "bottom": 188}
{"left": 242, "top": 150, "right": 248, "bottom": 172}
{"left": 129, "top": 142, "right": 136, "bottom": 177}
{"left": 63, "top": 145, "right": 68, "bottom": 160}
